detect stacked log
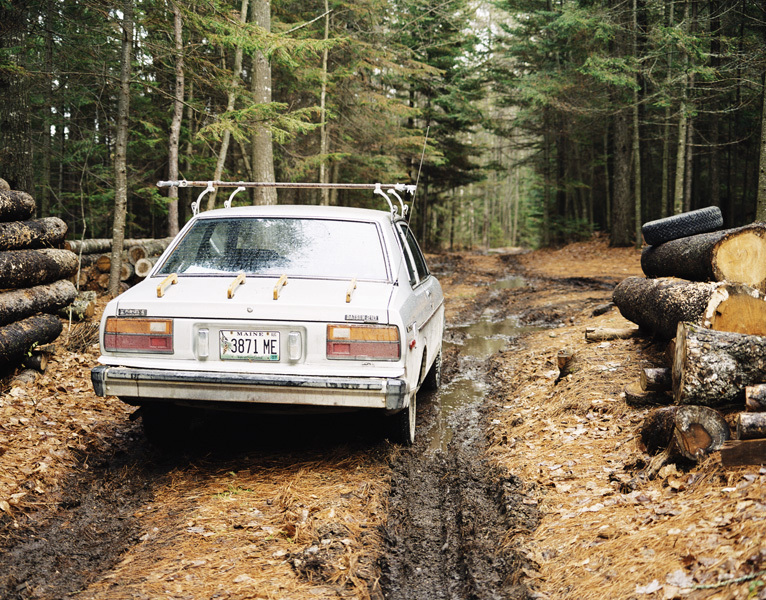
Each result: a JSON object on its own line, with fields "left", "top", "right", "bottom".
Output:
{"left": 0, "top": 188, "right": 76, "bottom": 371}
{"left": 70, "top": 236, "right": 173, "bottom": 292}
{"left": 614, "top": 215, "right": 766, "bottom": 468}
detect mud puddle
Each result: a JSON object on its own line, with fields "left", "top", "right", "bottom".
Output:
{"left": 381, "top": 280, "right": 540, "bottom": 600}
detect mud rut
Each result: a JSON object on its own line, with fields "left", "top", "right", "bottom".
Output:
{"left": 0, "top": 257, "right": 614, "bottom": 600}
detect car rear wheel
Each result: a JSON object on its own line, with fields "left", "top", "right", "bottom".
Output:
{"left": 422, "top": 349, "right": 442, "bottom": 392}
{"left": 389, "top": 393, "right": 416, "bottom": 446}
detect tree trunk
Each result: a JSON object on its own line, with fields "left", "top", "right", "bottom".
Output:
{"left": 613, "top": 276, "right": 720, "bottom": 338}
{"left": 108, "top": 0, "right": 133, "bottom": 297}
{"left": 585, "top": 326, "right": 639, "bottom": 341}
{"left": 632, "top": 0, "right": 642, "bottom": 247}
{"left": 318, "top": 0, "right": 330, "bottom": 206}
{"left": 0, "top": 280, "right": 77, "bottom": 326}
{"left": 250, "top": 0, "right": 277, "bottom": 206}
{"left": 673, "top": 405, "right": 730, "bottom": 461}
{"left": 611, "top": 108, "right": 632, "bottom": 246}
{"left": 0, "top": 249, "right": 78, "bottom": 289}
{"left": 673, "top": 322, "right": 766, "bottom": 406}
{"left": 0, "top": 190, "right": 36, "bottom": 222}
{"left": 167, "top": 0, "right": 185, "bottom": 237}
{"left": 0, "top": 217, "right": 67, "bottom": 251}
{"left": 0, "top": 313, "right": 62, "bottom": 367}
{"left": 65, "top": 237, "right": 167, "bottom": 255}
{"left": 736, "top": 412, "right": 766, "bottom": 440}
{"left": 207, "top": 0, "right": 250, "bottom": 211}
{"left": 641, "top": 223, "right": 766, "bottom": 291}
{"left": 673, "top": 0, "right": 690, "bottom": 215}
{"left": 757, "top": 72, "right": 766, "bottom": 221}
{"left": 0, "top": 1, "right": 33, "bottom": 193}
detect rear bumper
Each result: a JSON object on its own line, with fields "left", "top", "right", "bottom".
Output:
{"left": 91, "top": 365, "right": 408, "bottom": 411}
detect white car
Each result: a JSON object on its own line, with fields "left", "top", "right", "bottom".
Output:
{"left": 91, "top": 188, "right": 444, "bottom": 445}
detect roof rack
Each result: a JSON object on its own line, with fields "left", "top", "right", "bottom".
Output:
{"left": 156, "top": 180, "right": 416, "bottom": 218}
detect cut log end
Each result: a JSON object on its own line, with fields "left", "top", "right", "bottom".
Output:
{"left": 713, "top": 230, "right": 766, "bottom": 291}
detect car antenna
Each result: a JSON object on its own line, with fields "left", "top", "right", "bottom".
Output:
{"left": 408, "top": 125, "right": 429, "bottom": 225}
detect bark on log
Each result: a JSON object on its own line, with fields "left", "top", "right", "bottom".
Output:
{"left": 638, "top": 406, "right": 678, "bottom": 455}
{"left": 0, "top": 217, "right": 67, "bottom": 251}
{"left": 0, "top": 249, "right": 78, "bottom": 290}
{"left": 673, "top": 405, "right": 730, "bottom": 461}
{"left": 736, "top": 412, "right": 766, "bottom": 440}
{"left": 673, "top": 322, "right": 766, "bottom": 406}
{"left": 0, "top": 313, "right": 62, "bottom": 367}
{"left": 134, "top": 256, "right": 158, "bottom": 278}
{"left": 0, "top": 280, "right": 77, "bottom": 326}
{"left": 745, "top": 384, "right": 766, "bottom": 412}
{"left": 65, "top": 236, "right": 173, "bottom": 255}
{"left": 584, "top": 326, "right": 640, "bottom": 342}
{"left": 641, "top": 222, "right": 766, "bottom": 291}
{"left": 127, "top": 237, "right": 173, "bottom": 264}
{"left": 613, "top": 277, "right": 720, "bottom": 339}
{"left": 0, "top": 190, "right": 35, "bottom": 222}
{"left": 120, "top": 261, "right": 134, "bottom": 282}
{"left": 22, "top": 350, "right": 48, "bottom": 372}
{"left": 719, "top": 439, "right": 766, "bottom": 467}
{"left": 641, "top": 368, "right": 672, "bottom": 392}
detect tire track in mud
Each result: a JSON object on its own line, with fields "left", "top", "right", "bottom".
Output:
{"left": 381, "top": 282, "right": 540, "bottom": 600}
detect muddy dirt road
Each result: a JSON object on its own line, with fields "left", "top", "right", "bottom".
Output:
{"left": 1, "top": 238, "right": 764, "bottom": 600}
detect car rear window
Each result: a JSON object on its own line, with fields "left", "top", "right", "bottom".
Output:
{"left": 157, "top": 217, "right": 389, "bottom": 280}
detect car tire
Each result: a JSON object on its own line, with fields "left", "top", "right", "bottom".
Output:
{"left": 422, "top": 349, "right": 442, "bottom": 392}
{"left": 389, "top": 393, "right": 416, "bottom": 446}
{"left": 641, "top": 206, "right": 723, "bottom": 246}
{"left": 141, "top": 403, "right": 191, "bottom": 449}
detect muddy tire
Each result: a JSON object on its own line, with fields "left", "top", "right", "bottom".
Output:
{"left": 421, "top": 349, "right": 442, "bottom": 392}
{"left": 141, "top": 403, "right": 191, "bottom": 449}
{"left": 389, "top": 393, "right": 416, "bottom": 446}
{"left": 641, "top": 206, "right": 723, "bottom": 246}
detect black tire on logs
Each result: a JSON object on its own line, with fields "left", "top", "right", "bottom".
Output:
{"left": 0, "top": 190, "right": 36, "bottom": 222}
{"left": 0, "top": 248, "right": 79, "bottom": 290}
{"left": 641, "top": 206, "right": 723, "bottom": 246}
{"left": 0, "top": 280, "right": 77, "bottom": 327}
{"left": 0, "top": 313, "right": 63, "bottom": 367}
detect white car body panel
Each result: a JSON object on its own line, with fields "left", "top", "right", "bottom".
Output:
{"left": 91, "top": 203, "right": 444, "bottom": 419}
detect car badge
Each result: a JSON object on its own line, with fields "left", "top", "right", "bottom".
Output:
{"left": 345, "top": 314, "right": 379, "bottom": 323}
{"left": 118, "top": 308, "right": 148, "bottom": 317}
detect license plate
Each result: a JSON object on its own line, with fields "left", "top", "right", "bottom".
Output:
{"left": 220, "top": 330, "right": 280, "bottom": 361}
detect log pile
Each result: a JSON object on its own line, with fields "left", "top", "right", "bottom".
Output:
{"left": 0, "top": 188, "right": 76, "bottom": 371}
{"left": 70, "top": 236, "right": 173, "bottom": 292}
{"left": 612, "top": 214, "right": 766, "bottom": 468}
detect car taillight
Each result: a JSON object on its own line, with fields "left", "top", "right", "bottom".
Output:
{"left": 103, "top": 317, "right": 174, "bottom": 353}
{"left": 326, "top": 324, "right": 400, "bottom": 360}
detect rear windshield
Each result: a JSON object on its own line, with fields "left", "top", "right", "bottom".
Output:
{"left": 157, "top": 217, "right": 389, "bottom": 280}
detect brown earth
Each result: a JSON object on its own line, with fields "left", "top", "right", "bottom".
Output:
{"left": 0, "top": 235, "right": 764, "bottom": 600}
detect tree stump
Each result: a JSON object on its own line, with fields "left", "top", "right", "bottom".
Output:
{"left": 0, "top": 249, "right": 78, "bottom": 290}
{"left": 673, "top": 322, "right": 766, "bottom": 406}
{"left": 556, "top": 348, "right": 578, "bottom": 381}
{"left": 613, "top": 277, "right": 720, "bottom": 339}
{"left": 641, "top": 223, "right": 766, "bottom": 291}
